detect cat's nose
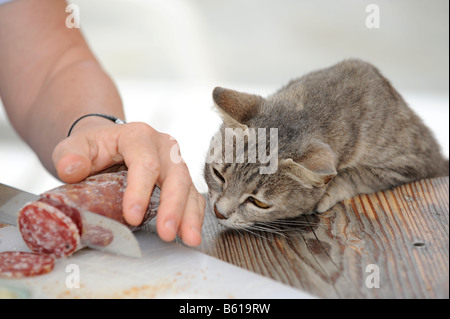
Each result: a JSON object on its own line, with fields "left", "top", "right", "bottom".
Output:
{"left": 213, "top": 204, "right": 227, "bottom": 219}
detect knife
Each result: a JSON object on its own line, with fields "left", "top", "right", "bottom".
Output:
{"left": 0, "top": 183, "right": 142, "bottom": 258}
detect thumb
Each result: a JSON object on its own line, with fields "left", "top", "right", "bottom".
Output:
{"left": 52, "top": 138, "right": 92, "bottom": 183}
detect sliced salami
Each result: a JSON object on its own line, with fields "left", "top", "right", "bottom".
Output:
{"left": 18, "top": 200, "right": 81, "bottom": 257}
{"left": 18, "top": 171, "right": 159, "bottom": 257}
{"left": 0, "top": 251, "right": 55, "bottom": 279}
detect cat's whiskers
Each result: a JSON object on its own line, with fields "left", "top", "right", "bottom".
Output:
{"left": 233, "top": 227, "right": 246, "bottom": 239}
{"left": 263, "top": 217, "right": 326, "bottom": 228}
{"left": 248, "top": 224, "right": 288, "bottom": 238}
{"left": 241, "top": 227, "right": 271, "bottom": 240}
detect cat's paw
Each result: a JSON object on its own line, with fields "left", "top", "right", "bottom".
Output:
{"left": 316, "top": 194, "right": 338, "bottom": 213}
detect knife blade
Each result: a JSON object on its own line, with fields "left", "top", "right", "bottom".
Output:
{"left": 0, "top": 183, "right": 142, "bottom": 258}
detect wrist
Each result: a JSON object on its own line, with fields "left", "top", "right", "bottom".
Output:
{"left": 67, "top": 113, "right": 126, "bottom": 137}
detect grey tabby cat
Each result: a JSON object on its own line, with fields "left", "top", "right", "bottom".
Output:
{"left": 204, "top": 59, "right": 449, "bottom": 230}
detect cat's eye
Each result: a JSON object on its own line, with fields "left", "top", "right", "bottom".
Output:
{"left": 247, "top": 196, "right": 271, "bottom": 209}
{"left": 212, "top": 167, "right": 226, "bottom": 183}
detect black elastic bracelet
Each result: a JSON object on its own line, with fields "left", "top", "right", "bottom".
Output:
{"left": 67, "top": 113, "right": 126, "bottom": 137}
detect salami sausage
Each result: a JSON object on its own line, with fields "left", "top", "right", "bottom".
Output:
{"left": 17, "top": 171, "right": 159, "bottom": 257}
{"left": 0, "top": 251, "right": 55, "bottom": 278}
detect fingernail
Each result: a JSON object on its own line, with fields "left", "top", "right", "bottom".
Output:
{"left": 165, "top": 220, "right": 177, "bottom": 235}
{"left": 64, "top": 161, "right": 83, "bottom": 175}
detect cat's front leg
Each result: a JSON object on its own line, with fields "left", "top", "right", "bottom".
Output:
{"left": 315, "top": 178, "right": 356, "bottom": 212}
{"left": 315, "top": 168, "right": 376, "bottom": 213}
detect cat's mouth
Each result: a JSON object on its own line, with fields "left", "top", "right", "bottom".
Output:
{"left": 212, "top": 203, "right": 252, "bottom": 229}
{"left": 213, "top": 214, "right": 254, "bottom": 230}
{"left": 208, "top": 198, "right": 254, "bottom": 229}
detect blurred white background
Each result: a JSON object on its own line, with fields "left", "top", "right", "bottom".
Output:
{"left": 0, "top": 0, "right": 448, "bottom": 194}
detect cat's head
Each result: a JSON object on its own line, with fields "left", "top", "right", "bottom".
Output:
{"left": 204, "top": 87, "right": 337, "bottom": 229}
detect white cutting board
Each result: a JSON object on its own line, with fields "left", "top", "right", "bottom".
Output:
{"left": 0, "top": 225, "right": 315, "bottom": 299}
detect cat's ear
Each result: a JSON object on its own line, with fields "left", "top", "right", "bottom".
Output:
{"left": 213, "top": 87, "right": 263, "bottom": 128}
{"left": 280, "top": 141, "right": 337, "bottom": 188}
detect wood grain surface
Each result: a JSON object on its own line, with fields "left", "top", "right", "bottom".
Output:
{"left": 1, "top": 177, "right": 448, "bottom": 298}
{"left": 193, "top": 177, "right": 449, "bottom": 299}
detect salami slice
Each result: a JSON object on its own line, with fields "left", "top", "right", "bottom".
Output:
{"left": 0, "top": 251, "right": 55, "bottom": 278}
{"left": 18, "top": 200, "right": 81, "bottom": 257}
{"left": 18, "top": 171, "right": 159, "bottom": 257}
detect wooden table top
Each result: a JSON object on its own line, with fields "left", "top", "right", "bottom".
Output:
{"left": 2, "top": 177, "right": 448, "bottom": 298}
{"left": 191, "top": 176, "right": 449, "bottom": 299}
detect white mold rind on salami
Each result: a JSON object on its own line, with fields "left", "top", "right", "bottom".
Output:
{"left": 16, "top": 171, "right": 159, "bottom": 258}
{"left": 18, "top": 201, "right": 81, "bottom": 257}
{"left": 42, "top": 171, "right": 159, "bottom": 230}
